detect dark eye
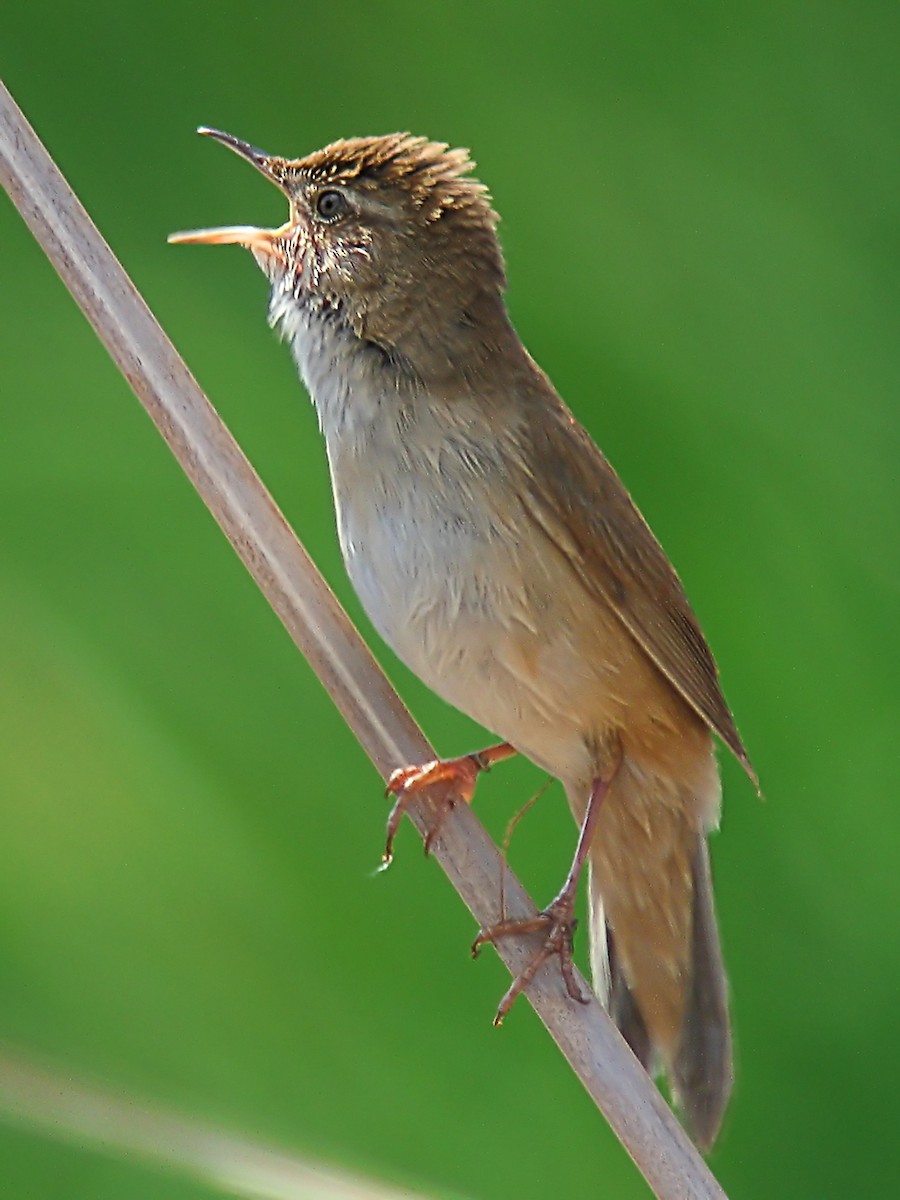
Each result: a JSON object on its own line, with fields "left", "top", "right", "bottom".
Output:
{"left": 315, "top": 189, "right": 347, "bottom": 221}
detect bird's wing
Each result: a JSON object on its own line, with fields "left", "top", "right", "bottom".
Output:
{"left": 516, "top": 389, "right": 755, "bottom": 782}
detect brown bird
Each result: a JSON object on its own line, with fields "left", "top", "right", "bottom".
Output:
{"left": 170, "top": 129, "right": 755, "bottom": 1149}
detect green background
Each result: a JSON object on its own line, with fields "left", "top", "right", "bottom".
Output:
{"left": 2, "top": 2, "right": 897, "bottom": 1196}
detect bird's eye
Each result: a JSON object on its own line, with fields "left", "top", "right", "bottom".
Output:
{"left": 315, "top": 190, "right": 347, "bottom": 221}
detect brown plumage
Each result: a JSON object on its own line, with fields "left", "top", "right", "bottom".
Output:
{"left": 171, "top": 129, "right": 754, "bottom": 1149}
{"left": 290, "top": 134, "right": 495, "bottom": 221}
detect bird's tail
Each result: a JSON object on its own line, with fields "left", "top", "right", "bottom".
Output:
{"left": 585, "top": 753, "right": 732, "bottom": 1150}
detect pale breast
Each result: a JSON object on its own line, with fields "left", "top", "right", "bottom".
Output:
{"left": 329, "top": 412, "right": 631, "bottom": 785}
{"left": 279, "top": 298, "right": 631, "bottom": 783}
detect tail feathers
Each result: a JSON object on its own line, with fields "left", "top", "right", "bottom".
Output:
{"left": 607, "top": 928, "right": 652, "bottom": 1072}
{"left": 587, "top": 775, "right": 732, "bottom": 1150}
{"left": 672, "top": 839, "right": 733, "bottom": 1149}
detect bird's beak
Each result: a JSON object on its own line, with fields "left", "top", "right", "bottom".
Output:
{"left": 195, "top": 127, "right": 283, "bottom": 181}
{"left": 167, "top": 127, "right": 292, "bottom": 264}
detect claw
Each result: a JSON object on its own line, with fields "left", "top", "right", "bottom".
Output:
{"left": 473, "top": 891, "right": 588, "bottom": 1022}
{"left": 380, "top": 745, "right": 515, "bottom": 866}
{"left": 381, "top": 755, "right": 480, "bottom": 866}
{"left": 474, "top": 770, "right": 614, "bottom": 1020}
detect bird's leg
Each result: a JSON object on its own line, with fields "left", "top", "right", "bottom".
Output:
{"left": 382, "top": 742, "right": 517, "bottom": 866}
{"left": 472, "top": 767, "right": 616, "bottom": 1025}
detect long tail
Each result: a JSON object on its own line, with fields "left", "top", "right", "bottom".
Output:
{"left": 585, "top": 753, "right": 732, "bottom": 1150}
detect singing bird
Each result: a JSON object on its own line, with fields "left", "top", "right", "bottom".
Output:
{"left": 171, "top": 129, "right": 755, "bottom": 1149}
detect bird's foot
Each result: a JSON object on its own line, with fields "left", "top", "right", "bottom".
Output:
{"left": 471, "top": 887, "right": 589, "bottom": 1025}
{"left": 382, "top": 751, "right": 488, "bottom": 868}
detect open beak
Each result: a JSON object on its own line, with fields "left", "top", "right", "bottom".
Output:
{"left": 167, "top": 223, "right": 281, "bottom": 252}
{"left": 194, "top": 127, "right": 282, "bottom": 180}
{"left": 167, "top": 127, "right": 291, "bottom": 262}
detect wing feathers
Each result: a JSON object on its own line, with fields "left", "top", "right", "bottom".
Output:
{"left": 517, "top": 388, "right": 754, "bottom": 781}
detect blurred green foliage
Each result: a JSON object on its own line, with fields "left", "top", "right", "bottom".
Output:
{"left": 2, "top": 2, "right": 898, "bottom": 1196}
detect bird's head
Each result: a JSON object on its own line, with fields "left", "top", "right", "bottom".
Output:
{"left": 170, "top": 129, "right": 507, "bottom": 365}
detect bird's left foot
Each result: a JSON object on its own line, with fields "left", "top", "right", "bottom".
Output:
{"left": 471, "top": 886, "right": 589, "bottom": 1025}
{"left": 382, "top": 743, "right": 515, "bottom": 867}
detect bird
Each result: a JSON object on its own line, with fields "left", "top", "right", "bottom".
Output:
{"left": 170, "top": 128, "right": 755, "bottom": 1149}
